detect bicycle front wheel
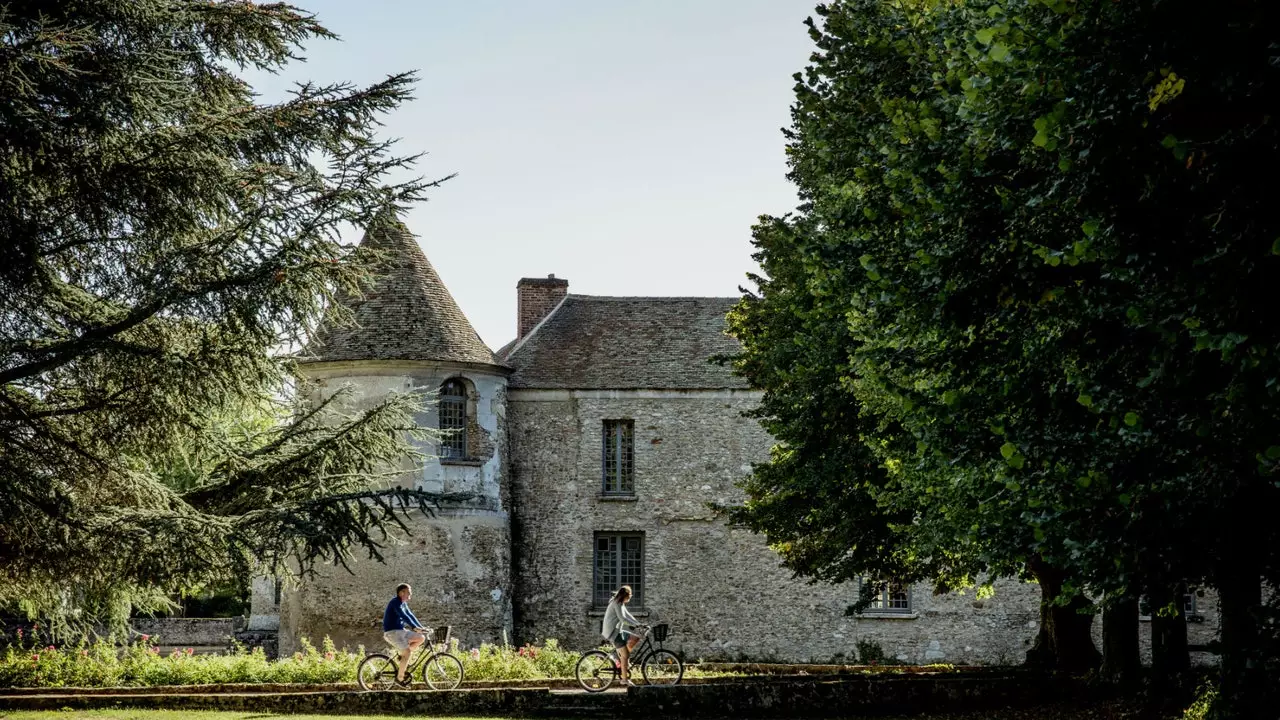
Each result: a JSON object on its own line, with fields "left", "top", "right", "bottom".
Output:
{"left": 575, "top": 650, "right": 616, "bottom": 692}
{"left": 422, "top": 652, "right": 464, "bottom": 690}
{"left": 641, "top": 649, "right": 683, "bottom": 686}
{"left": 357, "top": 652, "right": 399, "bottom": 691}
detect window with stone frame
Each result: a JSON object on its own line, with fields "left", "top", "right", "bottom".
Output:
{"left": 863, "top": 579, "right": 912, "bottom": 613}
{"left": 1139, "top": 591, "right": 1201, "bottom": 622}
{"left": 593, "top": 532, "right": 644, "bottom": 609}
{"left": 601, "top": 420, "right": 635, "bottom": 496}
{"left": 439, "top": 379, "right": 468, "bottom": 460}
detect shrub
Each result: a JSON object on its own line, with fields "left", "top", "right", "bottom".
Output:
{"left": 455, "top": 638, "right": 579, "bottom": 681}
{"left": 855, "top": 640, "right": 905, "bottom": 666}
{"left": 1182, "top": 682, "right": 1218, "bottom": 720}
{"left": 0, "top": 636, "right": 361, "bottom": 688}
{"left": 0, "top": 634, "right": 589, "bottom": 687}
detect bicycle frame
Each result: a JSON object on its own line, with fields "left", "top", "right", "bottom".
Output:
{"left": 575, "top": 622, "right": 683, "bottom": 692}
{"left": 397, "top": 625, "right": 452, "bottom": 675}
{"left": 617, "top": 626, "right": 663, "bottom": 670}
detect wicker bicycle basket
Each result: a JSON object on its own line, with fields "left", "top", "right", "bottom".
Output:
{"left": 651, "top": 623, "right": 669, "bottom": 643}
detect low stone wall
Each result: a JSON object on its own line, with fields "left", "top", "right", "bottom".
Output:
{"left": 0, "top": 617, "right": 276, "bottom": 657}
{"left": 0, "top": 668, "right": 1009, "bottom": 696}
{"left": 695, "top": 662, "right": 991, "bottom": 675}
{"left": 0, "top": 673, "right": 1081, "bottom": 717}
{"left": 130, "top": 618, "right": 238, "bottom": 646}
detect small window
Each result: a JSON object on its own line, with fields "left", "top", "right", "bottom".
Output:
{"left": 864, "top": 580, "right": 912, "bottom": 613}
{"left": 593, "top": 533, "right": 644, "bottom": 608}
{"left": 602, "top": 420, "right": 635, "bottom": 496}
{"left": 439, "top": 379, "right": 468, "bottom": 459}
{"left": 1139, "top": 591, "right": 1198, "bottom": 620}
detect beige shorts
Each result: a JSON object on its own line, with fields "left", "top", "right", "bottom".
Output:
{"left": 383, "top": 629, "right": 424, "bottom": 650}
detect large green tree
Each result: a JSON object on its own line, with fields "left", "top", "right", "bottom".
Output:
{"left": 730, "top": 0, "right": 1280, "bottom": 712}
{"left": 0, "top": 1, "right": 446, "bottom": 630}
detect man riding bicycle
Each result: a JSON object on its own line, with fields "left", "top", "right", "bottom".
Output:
{"left": 383, "top": 583, "right": 427, "bottom": 685}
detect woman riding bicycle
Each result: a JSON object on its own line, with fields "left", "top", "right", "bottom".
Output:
{"left": 600, "top": 585, "right": 640, "bottom": 686}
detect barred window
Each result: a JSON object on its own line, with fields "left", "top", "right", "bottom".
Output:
{"left": 602, "top": 420, "right": 634, "bottom": 495}
{"left": 593, "top": 533, "right": 644, "bottom": 608}
{"left": 865, "top": 580, "right": 912, "bottom": 613}
{"left": 439, "top": 379, "right": 467, "bottom": 459}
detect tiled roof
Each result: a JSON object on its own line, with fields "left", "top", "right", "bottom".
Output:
{"left": 501, "top": 295, "right": 747, "bottom": 389}
{"left": 303, "top": 217, "right": 498, "bottom": 366}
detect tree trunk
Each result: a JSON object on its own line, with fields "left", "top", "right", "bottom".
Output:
{"left": 1149, "top": 583, "right": 1189, "bottom": 686}
{"left": 1100, "top": 595, "right": 1140, "bottom": 686}
{"left": 1218, "top": 554, "right": 1264, "bottom": 718}
{"left": 1024, "top": 559, "right": 1101, "bottom": 672}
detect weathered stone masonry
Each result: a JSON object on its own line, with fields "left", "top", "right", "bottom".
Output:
{"left": 274, "top": 219, "right": 514, "bottom": 655}
{"left": 256, "top": 214, "right": 1219, "bottom": 666}
{"left": 506, "top": 389, "right": 1044, "bottom": 664}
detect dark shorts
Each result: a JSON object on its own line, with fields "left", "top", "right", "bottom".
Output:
{"left": 611, "top": 631, "right": 629, "bottom": 648}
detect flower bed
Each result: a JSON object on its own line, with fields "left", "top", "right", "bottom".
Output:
{"left": 0, "top": 635, "right": 593, "bottom": 688}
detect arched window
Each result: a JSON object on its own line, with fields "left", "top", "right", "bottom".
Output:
{"left": 439, "top": 379, "right": 468, "bottom": 459}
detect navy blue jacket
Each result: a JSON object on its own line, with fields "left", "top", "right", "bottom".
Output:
{"left": 383, "top": 596, "right": 422, "bottom": 632}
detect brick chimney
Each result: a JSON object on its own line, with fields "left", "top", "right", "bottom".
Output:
{"left": 517, "top": 274, "right": 569, "bottom": 339}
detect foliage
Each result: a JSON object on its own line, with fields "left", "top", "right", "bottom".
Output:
{"left": 854, "top": 639, "right": 905, "bottom": 666}
{"left": 0, "top": 636, "right": 359, "bottom": 688}
{"left": 0, "top": 634, "right": 590, "bottom": 687}
{"left": 0, "top": 1, "right": 451, "bottom": 633}
{"left": 1181, "top": 682, "right": 1219, "bottom": 720}
{"left": 727, "top": 0, "right": 1280, "bottom": 693}
{"left": 456, "top": 638, "right": 579, "bottom": 681}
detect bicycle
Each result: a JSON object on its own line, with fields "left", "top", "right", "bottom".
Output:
{"left": 356, "top": 625, "right": 464, "bottom": 691}
{"left": 575, "top": 623, "right": 683, "bottom": 692}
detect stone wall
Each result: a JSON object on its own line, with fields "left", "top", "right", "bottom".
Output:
{"left": 130, "top": 618, "right": 240, "bottom": 647}
{"left": 506, "top": 389, "right": 1046, "bottom": 665}
{"left": 271, "top": 359, "right": 513, "bottom": 654}
{"left": 278, "top": 511, "right": 512, "bottom": 655}
{"left": 1088, "top": 587, "right": 1220, "bottom": 666}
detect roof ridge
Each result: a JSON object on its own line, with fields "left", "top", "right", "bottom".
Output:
{"left": 564, "top": 294, "right": 741, "bottom": 302}
{"left": 502, "top": 293, "right": 748, "bottom": 390}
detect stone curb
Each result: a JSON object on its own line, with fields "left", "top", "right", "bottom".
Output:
{"left": 0, "top": 674, "right": 1079, "bottom": 718}
{"left": 0, "top": 664, "right": 1006, "bottom": 696}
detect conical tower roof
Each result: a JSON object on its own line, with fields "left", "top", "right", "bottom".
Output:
{"left": 304, "top": 215, "right": 497, "bottom": 366}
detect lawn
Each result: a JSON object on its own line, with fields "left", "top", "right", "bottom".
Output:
{"left": 3, "top": 713, "right": 453, "bottom": 720}
{"left": 0, "top": 703, "right": 1184, "bottom": 720}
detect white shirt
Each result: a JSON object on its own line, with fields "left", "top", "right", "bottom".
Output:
{"left": 600, "top": 598, "right": 638, "bottom": 641}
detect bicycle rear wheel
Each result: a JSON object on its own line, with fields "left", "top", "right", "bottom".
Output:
{"left": 641, "top": 649, "right": 683, "bottom": 686}
{"left": 357, "top": 652, "right": 399, "bottom": 691}
{"left": 575, "top": 650, "right": 617, "bottom": 692}
{"left": 422, "top": 651, "right": 464, "bottom": 690}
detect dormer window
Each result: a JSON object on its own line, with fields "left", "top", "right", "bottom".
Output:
{"left": 439, "top": 379, "right": 468, "bottom": 460}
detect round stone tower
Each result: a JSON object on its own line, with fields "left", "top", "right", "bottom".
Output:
{"left": 271, "top": 214, "right": 513, "bottom": 654}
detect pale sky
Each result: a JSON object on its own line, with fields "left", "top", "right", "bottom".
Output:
{"left": 250, "top": 1, "right": 818, "bottom": 348}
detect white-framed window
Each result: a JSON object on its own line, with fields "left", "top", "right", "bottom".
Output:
{"left": 1139, "top": 591, "right": 1199, "bottom": 621}
{"left": 862, "top": 579, "right": 912, "bottom": 613}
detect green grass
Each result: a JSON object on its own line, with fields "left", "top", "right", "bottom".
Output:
{"left": 0, "top": 705, "right": 1183, "bottom": 720}
{"left": 0, "top": 713, "right": 479, "bottom": 720}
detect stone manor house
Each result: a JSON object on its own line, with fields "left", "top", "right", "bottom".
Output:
{"left": 251, "top": 217, "right": 1217, "bottom": 665}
